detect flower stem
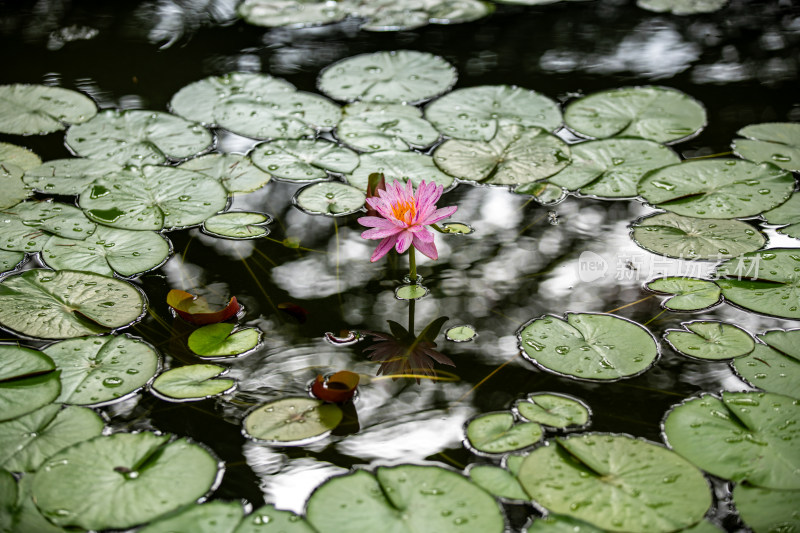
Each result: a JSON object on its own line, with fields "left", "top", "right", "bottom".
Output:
{"left": 409, "top": 247, "right": 417, "bottom": 281}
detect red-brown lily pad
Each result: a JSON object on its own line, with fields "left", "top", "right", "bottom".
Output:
{"left": 166, "top": 289, "right": 240, "bottom": 325}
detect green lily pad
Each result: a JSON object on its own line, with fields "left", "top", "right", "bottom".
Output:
{"left": 467, "top": 464, "right": 529, "bottom": 501}
{"left": 733, "top": 122, "right": 800, "bottom": 172}
{"left": 0, "top": 199, "right": 96, "bottom": 253}
{"left": 433, "top": 125, "right": 570, "bottom": 186}
{"left": 425, "top": 85, "right": 562, "bottom": 141}
{"left": 251, "top": 138, "right": 359, "bottom": 181}
{"left": 518, "top": 313, "right": 659, "bottom": 381}
{"left": 0, "top": 269, "right": 145, "bottom": 339}
{"left": 43, "top": 334, "right": 160, "bottom": 406}
{"left": 636, "top": 0, "right": 728, "bottom": 14}
{"left": 0, "top": 469, "right": 14, "bottom": 532}
{"left": 638, "top": 159, "right": 794, "bottom": 219}
{"left": 564, "top": 86, "right": 706, "bottom": 144}
{"left": 645, "top": 276, "right": 722, "bottom": 311}
{"left": 518, "top": 434, "right": 712, "bottom": 532}
{"left": 305, "top": 464, "right": 505, "bottom": 533}
{"left": 441, "top": 222, "right": 474, "bottom": 235}
{"left": 0, "top": 403, "right": 103, "bottom": 472}
{"left": 151, "top": 364, "right": 234, "bottom": 401}
{"left": 0, "top": 84, "right": 97, "bottom": 135}
{"left": 663, "top": 391, "right": 800, "bottom": 489}
{"left": 187, "top": 323, "right": 261, "bottom": 358}
{"left": 139, "top": 501, "right": 244, "bottom": 533}
{"left": 763, "top": 193, "right": 800, "bottom": 239}
{"left": 0, "top": 142, "right": 42, "bottom": 170}
{"left": 179, "top": 153, "right": 272, "bottom": 194}
{"left": 515, "top": 392, "right": 591, "bottom": 428}
{"left": 732, "top": 330, "right": 800, "bottom": 398}
{"left": 7, "top": 473, "right": 69, "bottom": 533}
{"left": 445, "top": 325, "right": 477, "bottom": 342}
{"left": 41, "top": 226, "right": 171, "bottom": 277}
{"left": 525, "top": 515, "right": 605, "bottom": 533}
{"left": 465, "top": 412, "right": 543, "bottom": 454}
{"left": 78, "top": 165, "right": 228, "bottom": 230}
{"left": 0, "top": 249, "right": 24, "bottom": 273}
{"left": 346, "top": 150, "right": 454, "bottom": 191}
{"left": 202, "top": 212, "right": 272, "bottom": 239}
{"left": 318, "top": 50, "right": 457, "bottom": 104}
{"left": 244, "top": 397, "right": 343, "bottom": 444}
{"left": 22, "top": 158, "right": 123, "bottom": 195}
{"left": 0, "top": 161, "right": 32, "bottom": 209}
{"left": 336, "top": 102, "right": 440, "bottom": 152}
{"left": 395, "top": 284, "right": 430, "bottom": 300}
{"left": 235, "top": 503, "right": 316, "bottom": 533}
{"left": 664, "top": 321, "right": 755, "bottom": 360}
{"left": 714, "top": 249, "right": 800, "bottom": 319}
{"left": 294, "top": 181, "right": 366, "bottom": 216}
{"left": 360, "top": 0, "right": 492, "bottom": 30}
{"left": 32, "top": 431, "right": 221, "bottom": 530}
{"left": 0, "top": 345, "right": 60, "bottom": 422}
{"left": 734, "top": 483, "right": 800, "bottom": 533}
{"left": 65, "top": 109, "right": 213, "bottom": 166}
{"left": 547, "top": 138, "right": 680, "bottom": 198}
{"left": 237, "top": 0, "right": 348, "bottom": 28}
{"left": 515, "top": 180, "right": 567, "bottom": 205}
{"left": 630, "top": 212, "right": 766, "bottom": 260}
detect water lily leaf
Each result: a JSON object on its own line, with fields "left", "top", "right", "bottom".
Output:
{"left": 305, "top": 464, "right": 505, "bottom": 533}
{"left": 187, "top": 323, "right": 260, "bottom": 358}
{"left": 762, "top": 193, "right": 800, "bottom": 239}
{"left": 664, "top": 321, "right": 755, "bottom": 360}
{"left": 395, "top": 283, "right": 430, "bottom": 300}
{"left": 525, "top": 514, "right": 605, "bottom": 533}
{"left": 734, "top": 484, "right": 800, "bottom": 533}
{"left": 0, "top": 250, "right": 24, "bottom": 273}
{"left": 758, "top": 329, "right": 800, "bottom": 361}
{"left": 237, "top": 0, "right": 348, "bottom": 28}
{"left": 43, "top": 334, "right": 160, "bottom": 406}
{"left": 0, "top": 142, "right": 42, "bottom": 170}
{"left": 167, "top": 290, "right": 241, "bottom": 325}
{"left": 202, "top": 212, "right": 272, "bottom": 239}
{"left": 179, "top": 153, "right": 272, "bottom": 194}
{"left": 465, "top": 412, "right": 543, "bottom": 454}
{"left": 311, "top": 370, "right": 359, "bottom": 403}
{"left": 518, "top": 434, "right": 712, "bottom": 532}
{"left": 733, "top": 122, "right": 800, "bottom": 172}
{"left": 467, "top": 464, "right": 528, "bottom": 501}
{"left": 243, "top": 397, "right": 343, "bottom": 444}
{"left": 251, "top": 139, "right": 359, "bottom": 181}
{"left": 630, "top": 212, "right": 766, "bottom": 260}
{"left": 445, "top": 325, "right": 477, "bottom": 342}
{"left": 65, "top": 109, "right": 213, "bottom": 166}
{"left": 336, "top": 102, "right": 440, "bottom": 152}
{"left": 22, "top": 158, "right": 123, "bottom": 195}
{"left": 0, "top": 84, "right": 97, "bottom": 135}
{"left": 0, "top": 161, "right": 32, "bottom": 209}
{"left": 170, "top": 72, "right": 295, "bottom": 126}
{"left": 564, "top": 86, "right": 706, "bottom": 144}
{"left": 636, "top": 0, "right": 728, "bottom": 14}
{"left": 0, "top": 345, "right": 60, "bottom": 422}
{"left": 0, "top": 199, "right": 96, "bottom": 253}
{"left": 32, "top": 431, "right": 221, "bottom": 530}
{"left": 434, "top": 125, "right": 570, "bottom": 186}
{"left": 515, "top": 392, "right": 591, "bottom": 429}
{"left": 41, "top": 226, "right": 171, "bottom": 277}
{"left": 346, "top": 150, "right": 454, "bottom": 191}
{"left": 441, "top": 222, "right": 474, "bottom": 235}
{"left": 0, "top": 469, "right": 14, "bottom": 532}
{"left": 518, "top": 313, "right": 659, "bottom": 381}
{"left": 318, "top": 50, "right": 457, "bottom": 104}
{"left": 151, "top": 364, "right": 234, "bottom": 401}
{"left": 663, "top": 391, "right": 800, "bottom": 489}
{"left": 714, "top": 249, "right": 800, "bottom": 319}
{"left": 7, "top": 474, "right": 68, "bottom": 533}
{"left": 638, "top": 159, "right": 794, "bottom": 219}
{"left": 294, "top": 181, "right": 366, "bottom": 216}
{"left": 139, "top": 501, "right": 244, "bottom": 533}
{"left": 0, "top": 403, "right": 103, "bottom": 472}
{"left": 645, "top": 276, "right": 722, "bottom": 311}
{"left": 425, "top": 85, "right": 562, "bottom": 141}
{"left": 358, "top": 2, "right": 430, "bottom": 31}
{"left": 426, "top": 0, "right": 494, "bottom": 24}
{"left": 515, "top": 180, "right": 567, "bottom": 205}
{"left": 0, "top": 269, "right": 145, "bottom": 339}
{"left": 78, "top": 165, "right": 228, "bottom": 230}
{"left": 547, "top": 138, "right": 680, "bottom": 198}
{"left": 235, "top": 503, "right": 316, "bottom": 533}
{"left": 732, "top": 330, "right": 800, "bottom": 398}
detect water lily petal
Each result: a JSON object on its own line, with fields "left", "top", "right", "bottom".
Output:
{"left": 362, "top": 226, "right": 404, "bottom": 240}
{"left": 395, "top": 230, "right": 413, "bottom": 254}
{"left": 412, "top": 235, "right": 438, "bottom": 260}
{"left": 371, "top": 235, "right": 397, "bottom": 262}
{"left": 425, "top": 205, "right": 457, "bottom": 224}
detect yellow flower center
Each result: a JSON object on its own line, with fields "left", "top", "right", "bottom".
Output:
{"left": 391, "top": 199, "right": 417, "bottom": 224}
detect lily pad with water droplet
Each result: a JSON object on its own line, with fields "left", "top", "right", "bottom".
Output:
{"left": 139, "top": 501, "right": 244, "bottom": 533}
{"left": 202, "top": 212, "right": 272, "bottom": 239}
{"left": 0, "top": 403, "right": 103, "bottom": 472}
{"left": 293, "top": 181, "right": 366, "bottom": 216}
{"left": 236, "top": 503, "right": 316, "bottom": 533}
{"left": 645, "top": 276, "right": 722, "bottom": 311}
{"left": 237, "top": 0, "right": 348, "bottom": 28}
{"left": 318, "top": 50, "right": 457, "bottom": 104}
{"left": 179, "top": 153, "right": 272, "bottom": 194}
{"left": 336, "top": 102, "right": 440, "bottom": 152}
{"left": 244, "top": 397, "right": 342, "bottom": 445}
{"left": 733, "top": 483, "right": 800, "bottom": 533}
{"left": 251, "top": 138, "right": 359, "bottom": 181}
{"left": 22, "top": 158, "right": 123, "bottom": 195}
{"left": 733, "top": 122, "right": 800, "bottom": 172}
{"left": 0, "top": 84, "right": 97, "bottom": 135}
{"left": 188, "top": 323, "right": 261, "bottom": 358}
{"left": 518, "top": 433, "right": 712, "bottom": 532}
{"left": 564, "top": 86, "right": 706, "bottom": 144}
{"left": 0, "top": 142, "right": 42, "bottom": 170}
{"left": 732, "top": 330, "right": 800, "bottom": 398}
{"left": 525, "top": 514, "right": 605, "bottom": 533}
{"left": 0, "top": 345, "right": 61, "bottom": 422}
{"left": 762, "top": 193, "right": 800, "bottom": 239}
{"left": 0, "top": 269, "right": 145, "bottom": 339}
{"left": 425, "top": 85, "right": 562, "bottom": 141}
{"left": 358, "top": 0, "right": 491, "bottom": 30}
{"left": 346, "top": 150, "right": 454, "bottom": 191}
{"left": 636, "top": 0, "right": 728, "bottom": 14}
{"left": 441, "top": 222, "right": 474, "bottom": 235}
{"left": 638, "top": 159, "right": 794, "bottom": 219}
{"left": 663, "top": 391, "right": 800, "bottom": 489}
{"left": 465, "top": 412, "right": 544, "bottom": 455}
{"left": 445, "top": 325, "right": 477, "bottom": 342}
{"left": 305, "top": 464, "right": 505, "bottom": 533}
{"left": 151, "top": 364, "right": 234, "bottom": 401}
{"left": 0, "top": 161, "right": 32, "bottom": 209}
{"left": 0, "top": 199, "right": 96, "bottom": 253}
{"left": 664, "top": 321, "right": 755, "bottom": 360}
{"left": 515, "top": 180, "right": 568, "bottom": 205}
{"left": 32, "top": 431, "right": 221, "bottom": 530}
{"left": 515, "top": 392, "right": 591, "bottom": 429}
{"left": 518, "top": 313, "right": 659, "bottom": 381}
{"left": 467, "top": 464, "right": 529, "bottom": 502}
{"left": 395, "top": 283, "right": 430, "bottom": 300}
{"left": 630, "top": 212, "right": 766, "bottom": 260}
{"left": 65, "top": 109, "right": 213, "bottom": 166}
{"left": 0, "top": 250, "right": 24, "bottom": 273}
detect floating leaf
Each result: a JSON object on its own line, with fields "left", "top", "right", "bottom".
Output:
{"left": 336, "top": 102, "right": 440, "bottom": 152}
{"left": 293, "top": 181, "right": 366, "bottom": 216}
{"left": 564, "top": 86, "right": 706, "bottom": 144}
{"left": 638, "top": 160, "right": 794, "bottom": 219}
{"left": 762, "top": 193, "right": 800, "bottom": 239}
{"left": 167, "top": 290, "right": 242, "bottom": 325}
{"left": 465, "top": 412, "right": 543, "bottom": 454}
{"left": 243, "top": 397, "right": 343, "bottom": 444}
{"left": 425, "top": 85, "right": 562, "bottom": 141}
{"left": 664, "top": 321, "right": 755, "bottom": 360}
{"left": 515, "top": 392, "right": 591, "bottom": 429}
{"left": 311, "top": 370, "right": 360, "bottom": 403}
{"left": 0, "top": 84, "right": 97, "bottom": 135}
{"left": 43, "top": 334, "right": 160, "bottom": 406}
{"left": 22, "top": 158, "right": 123, "bottom": 195}
{"left": 0, "top": 403, "right": 103, "bottom": 472}
{"left": 346, "top": 150, "right": 454, "bottom": 191}
{"left": 441, "top": 222, "right": 474, "bottom": 235}
{"left": 515, "top": 180, "right": 567, "bottom": 205}
{"left": 732, "top": 330, "right": 800, "bottom": 398}
{"left": 0, "top": 160, "right": 32, "bottom": 208}
{"left": 518, "top": 434, "right": 712, "bottom": 532}
{"left": 6, "top": 473, "right": 67, "bottom": 533}
{"left": 0, "top": 469, "right": 14, "bottom": 532}
{"left": 179, "top": 153, "right": 272, "bottom": 194}
{"left": 0, "top": 269, "right": 145, "bottom": 339}
{"left": 733, "top": 484, "right": 800, "bottom": 533}
{"left": 202, "top": 212, "right": 272, "bottom": 239}
{"left": 0, "top": 199, "right": 96, "bottom": 253}
{"left": 65, "top": 109, "right": 213, "bottom": 166}
{"left": 236, "top": 503, "right": 316, "bottom": 533}
{"left": 237, "top": 0, "right": 348, "bottom": 28}
{"left": 395, "top": 283, "right": 430, "bottom": 300}
{"left": 32, "top": 432, "right": 221, "bottom": 530}
{"left": 251, "top": 138, "right": 359, "bottom": 181}
{"left": 151, "top": 364, "right": 234, "bottom": 401}
{"left": 467, "top": 464, "right": 528, "bottom": 501}
{"left": 636, "top": 0, "right": 728, "bottom": 14}
{"left": 663, "top": 391, "right": 800, "bottom": 489}
{"left": 733, "top": 122, "right": 800, "bottom": 172}
{"left": 445, "top": 325, "right": 477, "bottom": 342}
{"left": 0, "top": 345, "right": 60, "bottom": 422}
{"left": 630, "top": 212, "right": 765, "bottom": 260}
{"left": 645, "top": 277, "right": 722, "bottom": 311}
{"left": 139, "top": 501, "right": 243, "bottom": 533}
{"left": 187, "top": 323, "right": 260, "bottom": 358}
{"left": 518, "top": 313, "right": 659, "bottom": 381}
{"left": 0, "top": 142, "right": 42, "bottom": 170}
{"left": 525, "top": 515, "right": 604, "bottom": 533}
{"left": 0, "top": 250, "right": 24, "bottom": 273}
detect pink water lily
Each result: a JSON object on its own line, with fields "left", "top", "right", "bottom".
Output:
{"left": 358, "top": 179, "right": 457, "bottom": 262}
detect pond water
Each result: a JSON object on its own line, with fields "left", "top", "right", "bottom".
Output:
{"left": 1, "top": 0, "right": 799, "bottom": 532}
